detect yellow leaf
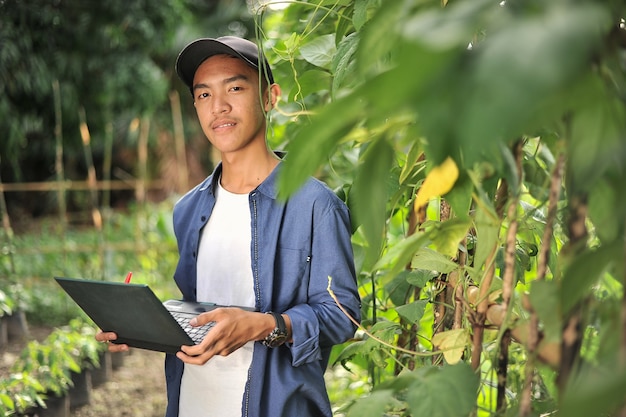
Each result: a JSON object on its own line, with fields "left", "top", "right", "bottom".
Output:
{"left": 431, "top": 328, "right": 469, "bottom": 365}
{"left": 413, "top": 157, "right": 459, "bottom": 211}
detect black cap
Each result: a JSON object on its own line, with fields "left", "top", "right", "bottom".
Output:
{"left": 175, "top": 36, "right": 274, "bottom": 92}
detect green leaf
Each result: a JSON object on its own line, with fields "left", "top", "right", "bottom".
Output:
{"left": 300, "top": 34, "right": 336, "bottom": 69}
{"left": 351, "top": 138, "right": 395, "bottom": 262}
{"left": 288, "top": 69, "right": 332, "bottom": 102}
{"left": 373, "top": 232, "right": 431, "bottom": 281}
{"left": 561, "top": 364, "right": 626, "bottom": 417}
{"left": 0, "top": 393, "right": 14, "bottom": 410}
{"left": 561, "top": 243, "right": 623, "bottom": 315}
{"left": 278, "top": 94, "right": 365, "bottom": 197}
{"left": 352, "top": 0, "right": 371, "bottom": 31}
{"left": 588, "top": 178, "right": 621, "bottom": 243}
{"left": 444, "top": 174, "right": 473, "bottom": 220}
{"left": 356, "top": 0, "right": 405, "bottom": 74}
{"left": 429, "top": 218, "right": 471, "bottom": 258}
{"left": 411, "top": 248, "right": 458, "bottom": 274}
{"left": 529, "top": 279, "right": 560, "bottom": 342}
{"left": 472, "top": 201, "right": 500, "bottom": 275}
{"left": 457, "top": 3, "right": 610, "bottom": 164}
{"left": 331, "top": 32, "right": 359, "bottom": 96}
{"left": 396, "top": 300, "right": 427, "bottom": 325}
{"left": 346, "top": 390, "right": 395, "bottom": 417}
{"left": 399, "top": 139, "right": 424, "bottom": 185}
{"left": 568, "top": 95, "right": 626, "bottom": 195}
{"left": 385, "top": 270, "right": 414, "bottom": 306}
{"left": 405, "top": 269, "right": 437, "bottom": 288}
{"left": 406, "top": 363, "right": 480, "bottom": 417}
{"left": 368, "top": 320, "right": 400, "bottom": 344}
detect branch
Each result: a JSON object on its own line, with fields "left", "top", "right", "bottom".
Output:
{"left": 521, "top": 150, "right": 565, "bottom": 415}
{"left": 327, "top": 277, "right": 441, "bottom": 358}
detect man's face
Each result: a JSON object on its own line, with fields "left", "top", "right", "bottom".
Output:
{"left": 192, "top": 54, "right": 269, "bottom": 155}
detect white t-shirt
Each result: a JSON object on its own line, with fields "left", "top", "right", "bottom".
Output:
{"left": 179, "top": 181, "right": 255, "bottom": 417}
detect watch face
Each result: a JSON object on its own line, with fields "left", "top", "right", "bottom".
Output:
{"left": 265, "top": 329, "right": 288, "bottom": 348}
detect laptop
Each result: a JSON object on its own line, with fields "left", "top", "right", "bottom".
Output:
{"left": 55, "top": 276, "right": 250, "bottom": 355}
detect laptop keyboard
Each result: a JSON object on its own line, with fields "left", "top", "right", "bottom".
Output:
{"left": 169, "top": 311, "right": 216, "bottom": 344}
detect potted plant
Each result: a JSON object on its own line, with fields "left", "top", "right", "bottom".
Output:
{"left": 68, "top": 318, "right": 112, "bottom": 387}
{"left": 48, "top": 319, "right": 107, "bottom": 409}
{"left": 13, "top": 339, "right": 78, "bottom": 417}
{"left": 0, "top": 288, "right": 11, "bottom": 347}
{"left": 0, "top": 371, "right": 46, "bottom": 416}
{"left": 1, "top": 283, "right": 31, "bottom": 341}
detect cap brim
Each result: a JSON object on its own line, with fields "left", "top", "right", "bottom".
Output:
{"left": 175, "top": 38, "right": 273, "bottom": 90}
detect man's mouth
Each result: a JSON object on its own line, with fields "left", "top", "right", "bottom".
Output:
{"left": 213, "top": 121, "right": 236, "bottom": 129}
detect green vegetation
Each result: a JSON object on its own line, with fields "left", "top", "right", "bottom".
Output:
{"left": 0, "top": 319, "right": 107, "bottom": 416}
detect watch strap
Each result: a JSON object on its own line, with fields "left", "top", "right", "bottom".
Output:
{"left": 268, "top": 311, "right": 286, "bottom": 333}
{"left": 263, "top": 311, "right": 288, "bottom": 348}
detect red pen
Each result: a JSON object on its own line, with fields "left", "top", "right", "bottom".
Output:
{"left": 124, "top": 272, "right": 133, "bottom": 284}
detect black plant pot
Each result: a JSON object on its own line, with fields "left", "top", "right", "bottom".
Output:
{"left": 91, "top": 350, "right": 113, "bottom": 387}
{"left": 111, "top": 350, "right": 127, "bottom": 370}
{"left": 36, "top": 393, "right": 70, "bottom": 417}
{"left": 69, "top": 369, "right": 92, "bottom": 409}
{"left": 5, "top": 310, "right": 29, "bottom": 341}
{"left": 0, "top": 316, "right": 8, "bottom": 348}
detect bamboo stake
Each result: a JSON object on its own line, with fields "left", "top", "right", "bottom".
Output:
{"left": 103, "top": 113, "right": 113, "bottom": 210}
{"left": 52, "top": 80, "right": 67, "bottom": 237}
{"left": 394, "top": 169, "right": 426, "bottom": 374}
{"left": 0, "top": 179, "right": 164, "bottom": 192}
{"left": 78, "top": 107, "right": 105, "bottom": 279}
{"left": 467, "top": 286, "right": 560, "bottom": 367}
{"left": 136, "top": 116, "right": 150, "bottom": 204}
{"left": 497, "top": 140, "right": 523, "bottom": 412}
{"left": 501, "top": 140, "right": 523, "bottom": 311}
{"left": 169, "top": 90, "right": 189, "bottom": 194}
{"left": 520, "top": 151, "right": 565, "bottom": 416}
{"left": 78, "top": 107, "right": 102, "bottom": 231}
{"left": 0, "top": 155, "right": 16, "bottom": 275}
{"left": 452, "top": 237, "right": 467, "bottom": 330}
{"left": 471, "top": 244, "right": 497, "bottom": 371}
{"left": 619, "top": 222, "right": 626, "bottom": 417}
{"left": 558, "top": 192, "right": 588, "bottom": 392}
{"left": 433, "top": 199, "right": 451, "bottom": 365}
{"left": 135, "top": 116, "right": 150, "bottom": 258}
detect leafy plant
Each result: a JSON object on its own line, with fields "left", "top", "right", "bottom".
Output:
{"left": 53, "top": 318, "right": 106, "bottom": 369}
{"left": 0, "top": 283, "right": 32, "bottom": 313}
{"left": 0, "top": 289, "right": 12, "bottom": 317}
{"left": 0, "top": 372, "right": 46, "bottom": 416}
{"left": 12, "top": 339, "right": 79, "bottom": 397}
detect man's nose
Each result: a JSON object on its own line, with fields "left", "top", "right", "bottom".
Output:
{"left": 211, "top": 95, "right": 230, "bottom": 114}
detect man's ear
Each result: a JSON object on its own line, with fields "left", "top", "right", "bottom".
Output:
{"left": 264, "top": 84, "right": 281, "bottom": 112}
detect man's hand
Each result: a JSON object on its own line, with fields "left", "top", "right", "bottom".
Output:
{"left": 176, "top": 308, "right": 276, "bottom": 365}
{"left": 95, "top": 330, "right": 129, "bottom": 352}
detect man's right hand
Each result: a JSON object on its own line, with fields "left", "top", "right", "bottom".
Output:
{"left": 95, "top": 330, "right": 129, "bottom": 352}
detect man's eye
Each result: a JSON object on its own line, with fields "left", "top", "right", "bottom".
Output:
{"left": 230, "top": 86, "right": 242, "bottom": 92}
{"left": 197, "top": 92, "right": 210, "bottom": 99}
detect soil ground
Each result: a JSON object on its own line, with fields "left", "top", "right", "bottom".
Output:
{"left": 72, "top": 349, "right": 167, "bottom": 417}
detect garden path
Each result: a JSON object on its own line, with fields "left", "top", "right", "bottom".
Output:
{"left": 72, "top": 349, "right": 166, "bottom": 417}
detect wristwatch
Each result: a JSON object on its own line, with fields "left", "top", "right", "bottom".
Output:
{"left": 262, "top": 311, "right": 288, "bottom": 348}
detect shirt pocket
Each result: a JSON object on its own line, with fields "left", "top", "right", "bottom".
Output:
{"left": 274, "top": 247, "right": 311, "bottom": 303}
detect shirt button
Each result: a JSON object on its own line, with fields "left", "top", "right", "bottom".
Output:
{"left": 201, "top": 216, "right": 206, "bottom": 222}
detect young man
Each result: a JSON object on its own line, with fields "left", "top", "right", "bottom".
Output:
{"left": 97, "top": 36, "right": 361, "bottom": 417}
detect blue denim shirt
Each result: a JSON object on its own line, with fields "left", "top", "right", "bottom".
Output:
{"left": 164, "top": 160, "right": 361, "bottom": 417}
